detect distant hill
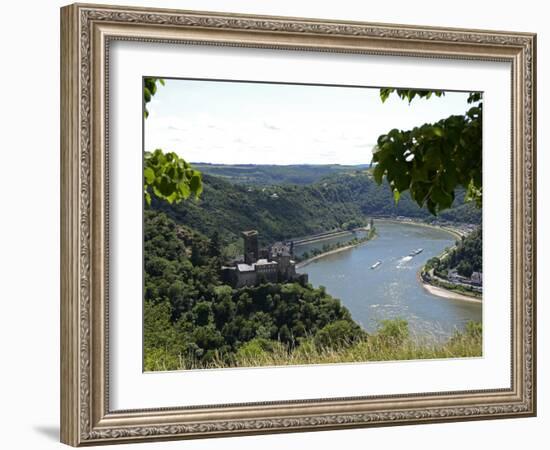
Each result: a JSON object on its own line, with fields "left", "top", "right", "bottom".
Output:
{"left": 154, "top": 168, "right": 481, "bottom": 251}
{"left": 191, "top": 163, "right": 371, "bottom": 185}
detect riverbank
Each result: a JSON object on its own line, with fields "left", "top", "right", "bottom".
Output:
{"left": 296, "top": 235, "right": 376, "bottom": 269}
{"left": 421, "top": 281, "right": 482, "bottom": 304}
{"left": 371, "top": 217, "right": 465, "bottom": 240}
{"left": 417, "top": 269, "right": 481, "bottom": 304}
{"left": 296, "top": 243, "right": 359, "bottom": 269}
{"left": 292, "top": 229, "right": 355, "bottom": 246}
{"left": 413, "top": 220, "right": 482, "bottom": 304}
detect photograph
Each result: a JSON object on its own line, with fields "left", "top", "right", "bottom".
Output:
{"left": 142, "top": 78, "right": 483, "bottom": 371}
{"left": 56, "top": 2, "right": 536, "bottom": 446}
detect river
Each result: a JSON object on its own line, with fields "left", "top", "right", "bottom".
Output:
{"left": 296, "top": 220, "right": 482, "bottom": 340}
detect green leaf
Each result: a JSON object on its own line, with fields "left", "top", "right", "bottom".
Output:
{"left": 427, "top": 199, "right": 437, "bottom": 216}
{"left": 431, "top": 186, "right": 454, "bottom": 210}
{"left": 144, "top": 167, "right": 155, "bottom": 184}
{"left": 152, "top": 186, "right": 162, "bottom": 198}
{"left": 178, "top": 181, "right": 191, "bottom": 199}
{"left": 393, "top": 189, "right": 401, "bottom": 204}
{"left": 144, "top": 87, "right": 151, "bottom": 103}
{"left": 373, "top": 163, "right": 385, "bottom": 184}
{"left": 432, "top": 127, "right": 444, "bottom": 137}
{"left": 158, "top": 174, "right": 174, "bottom": 196}
{"left": 380, "top": 88, "right": 393, "bottom": 103}
{"left": 143, "top": 149, "right": 203, "bottom": 205}
{"left": 190, "top": 174, "right": 203, "bottom": 197}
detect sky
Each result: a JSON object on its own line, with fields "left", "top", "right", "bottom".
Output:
{"left": 144, "top": 78, "right": 472, "bottom": 166}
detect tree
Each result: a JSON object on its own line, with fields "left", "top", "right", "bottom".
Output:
{"left": 190, "top": 242, "right": 202, "bottom": 266}
{"left": 372, "top": 89, "right": 482, "bottom": 215}
{"left": 208, "top": 231, "right": 221, "bottom": 258}
{"left": 193, "top": 301, "right": 213, "bottom": 326}
{"left": 143, "top": 77, "right": 203, "bottom": 206}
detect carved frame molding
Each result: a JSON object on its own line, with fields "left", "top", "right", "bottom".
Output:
{"left": 60, "top": 3, "right": 536, "bottom": 446}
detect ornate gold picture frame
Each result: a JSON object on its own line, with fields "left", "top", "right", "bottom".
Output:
{"left": 60, "top": 3, "right": 536, "bottom": 446}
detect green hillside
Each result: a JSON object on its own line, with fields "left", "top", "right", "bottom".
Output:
{"left": 154, "top": 168, "right": 481, "bottom": 251}
{"left": 434, "top": 226, "right": 483, "bottom": 277}
{"left": 144, "top": 210, "right": 364, "bottom": 370}
{"left": 191, "top": 163, "right": 370, "bottom": 185}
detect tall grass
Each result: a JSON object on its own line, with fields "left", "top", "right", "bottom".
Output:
{"left": 209, "top": 331, "right": 480, "bottom": 370}
{"left": 145, "top": 320, "right": 482, "bottom": 371}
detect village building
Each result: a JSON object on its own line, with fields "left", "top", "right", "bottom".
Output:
{"left": 470, "top": 271, "right": 483, "bottom": 286}
{"left": 222, "top": 230, "right": 307, "bottom": 288}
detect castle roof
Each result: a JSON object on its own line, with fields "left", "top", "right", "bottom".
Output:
{"left": 237, "top": 263, "right": 255, "bottom": 272}
{"left": 255, "top": 259, "right": 278, "bottom": 266}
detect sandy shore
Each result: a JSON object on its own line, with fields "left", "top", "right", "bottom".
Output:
{"left": 421, "top": 282, "right": 482, "bottom": 304}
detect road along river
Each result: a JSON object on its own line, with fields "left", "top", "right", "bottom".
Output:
{"left": 297, "top": 220, "right": 482, "bottom": 340}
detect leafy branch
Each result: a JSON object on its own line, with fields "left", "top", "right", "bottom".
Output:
{"left": 372, "top": 89, "right": 482, "bottom": 215}
{"left": 143, "top": 77, "right": 203, "bottom": 206}
{"left": 380, "top": 88, "right": 445, "bottom": 104}
{"left": 144, "top": 149, "right": 203, "bottom": 206}
{"left": 144, "top": 77, "right": 165, "bottom": 118}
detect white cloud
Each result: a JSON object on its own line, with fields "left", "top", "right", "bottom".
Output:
{"left": 263, "top": 121, "right": 281, "bottom": 131}
{"left": 144, "top": 81, "right": 471, "bottom": 165}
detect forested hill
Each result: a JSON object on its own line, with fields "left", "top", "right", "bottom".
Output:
{"left": 191, "top": 163, "right": 371, "bottom": 185}
{"left": 154, "top": 168, "right": 481, "bottom": 250}
{"left": 436, "top": 226, "right": 483, "bottom": 277}
{"left": 144, "top": 210, "right": 363, "bottom": 370}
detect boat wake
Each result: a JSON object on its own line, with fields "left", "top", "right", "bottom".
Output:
{"left": 396, "top": 255, "right": 413, "bottom": 268}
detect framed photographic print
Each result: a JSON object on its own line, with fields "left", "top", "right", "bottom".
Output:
{"left": 60, "top": 3, "right": 537, "bottom": 446}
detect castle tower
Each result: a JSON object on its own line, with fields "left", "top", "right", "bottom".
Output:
{"left": 242, "top": 230, "right": 259, "bottom": 264}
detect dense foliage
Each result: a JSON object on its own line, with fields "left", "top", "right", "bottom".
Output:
{"left": 144, "top": 210, "right": 364, "bottom": 370}
{"left": 154, "top": 169, "right": 480, "bottom": 253}
{"left": 427, "top": 226, "right": 483, "bottom": 278}
{"left": 144, "top": 149, "right": 203, "bottom": 206}
{"left": 373, "top": 89, "right": 482, "bottom": 214}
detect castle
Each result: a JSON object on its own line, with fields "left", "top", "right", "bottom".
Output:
{"left": 222, "top": 230, "right": 308, "bottom": 288}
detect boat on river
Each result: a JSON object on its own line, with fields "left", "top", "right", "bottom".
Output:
{"left": 370, "top": 260, "right": 382, "bottom": 269}
{"left": 409, "top": 248, "right": 423, "bottom": 256}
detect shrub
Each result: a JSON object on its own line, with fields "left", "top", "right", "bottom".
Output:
{"left": 377, "top": 318, "right": 409, "bottom": 345}
{"left": 314, "top": 320, "right": 363, "bottom": 349}
{"left": 235, "top": 338, "right": 282, "bottom": 360}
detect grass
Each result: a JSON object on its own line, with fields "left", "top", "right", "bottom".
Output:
{"left": 145, "top": 320, "right": 482, "bottom": 372}
{"left": 208, "top": 336, "right": 481, "bottom": 370}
